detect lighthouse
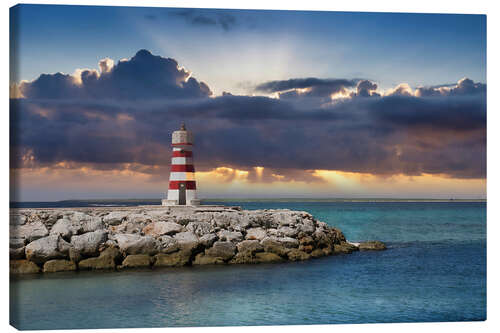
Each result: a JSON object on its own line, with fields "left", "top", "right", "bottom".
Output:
{"left": 162, "top": 123, "right": 200, "bottom": 206}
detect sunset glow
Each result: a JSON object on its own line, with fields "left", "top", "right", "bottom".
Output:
{"left": 11, "top": 164, "right": 486, "bottom": 201}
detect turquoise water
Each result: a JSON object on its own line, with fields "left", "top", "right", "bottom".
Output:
{"left": 10, "top": 202, "right": 486, "bottom": 329}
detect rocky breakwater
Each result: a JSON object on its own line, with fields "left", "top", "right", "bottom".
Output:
{"left": 9, "top": 206, "right": 386, "bottom": 274}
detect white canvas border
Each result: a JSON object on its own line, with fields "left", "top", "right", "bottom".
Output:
{"left": 1, "top": 1, "right": 496, "bottom": 333}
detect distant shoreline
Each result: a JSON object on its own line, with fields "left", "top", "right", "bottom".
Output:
{"left": 11, "top": 198, "right": 486, "bottom": 204}
{"left": 203, "top": 198, "right": 486, "bottom": 203}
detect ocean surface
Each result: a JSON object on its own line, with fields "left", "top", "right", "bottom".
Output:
{"left": 10, "top": 201, "right": 486, "bottom": 329}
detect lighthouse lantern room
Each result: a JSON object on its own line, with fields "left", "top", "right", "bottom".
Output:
{"left": 162, "top": 123, "right": 201, "bottom": 206}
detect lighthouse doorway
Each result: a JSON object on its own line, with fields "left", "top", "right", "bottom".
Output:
{"left": 179, "top": 183, "right": 186, "bottom": 205}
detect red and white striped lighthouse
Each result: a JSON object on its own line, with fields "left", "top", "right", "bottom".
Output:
{"left": 162, "top": 123, "right": 200, "bottom": 206}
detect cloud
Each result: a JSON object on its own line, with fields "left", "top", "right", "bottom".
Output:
{"left": 371, "top": 94, "right": 486, "bottom": 132}
{"left": 10, "top": 50, "right": 486, "bottom": 180}
{"left": 351, "top": 80, "right": 380, "bottom": 97}
{"left": 170, "top": 9, "right": 237, "bottom": 31}
{"left": 218, "top": 14, "right": 237, "bottom": 31}
{"left": 415, "top": 77, "right": 486, "bottom": 97}
{"left": 254, "top": 78, "right": 361, "bottom": 105}
{"left": 19, "top": 72, "right": 82, "bottom": 99}
{"left": 98, "top": 58, "right": 114, "bottom": 74}
{"left": 386, "top": 83, "right": 414, "bottom": 96}
{"left": 18, "top": 50, "right": 212, "bottom": 100}
{"left": 255, "top": 77, "right": 357, "bottom": 93}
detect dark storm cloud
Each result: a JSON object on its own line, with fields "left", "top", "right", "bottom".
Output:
{"left": 255, "top": 78, "right": 361, "bottom": 102}
{"left": 255, "top": 78, "right": 358, "bottom": 94}
{"left": 141, "top": 94, "right": 347, "bottom": 123}
{"left": 170, "top": 9, "right": 237, "bottom": 31}
{"left": 19, "top": 50, "right": 212, "bottom": 100}
{"left": 371, "top": 95, "right": 486, "bottom": 131}
{"left": 10, "top": 50, "right": 486, "bottom": 180}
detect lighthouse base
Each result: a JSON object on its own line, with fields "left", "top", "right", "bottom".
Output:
{"left": 162, "top": 199, "right": 201, "bottom": 206}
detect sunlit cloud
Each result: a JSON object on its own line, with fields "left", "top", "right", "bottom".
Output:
{"left": 384, "top": 83, "right": 414, "bottom": 96}
{"left": 9, "top": 82, "right": 24, "bottom": 99}
{"left": 72, "top": 68, "right": 99, "bottom": 85}
{"left": 330, "top": 88, "right": 351, "bottom": 100}
{"left": 98, "top": 58, "right": 114, "bottom": 74}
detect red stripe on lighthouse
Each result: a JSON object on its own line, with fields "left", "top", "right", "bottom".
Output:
{"left": 168, "top": 181, "right": 197, "bottom": 189}
{"left": 172, "top": 142, "right": 193, "bottom": 146}
{"left": 170, "top": 165, "right": 195, "bottom": 172}
{"left": 172, "top": 151, "right": 193, "bottom": 157}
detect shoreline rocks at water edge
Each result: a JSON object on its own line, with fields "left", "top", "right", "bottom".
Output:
{"left": 10, "top": 206, "right": 386, "bottom": 274}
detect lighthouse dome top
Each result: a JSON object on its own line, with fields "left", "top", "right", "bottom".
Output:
{"left": 172, "top": 122, "right": 194, "bottom": 145}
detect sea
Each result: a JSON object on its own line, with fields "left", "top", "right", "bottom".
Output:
{"left": 10, "top": 200, "right": 486, "bottom": 330}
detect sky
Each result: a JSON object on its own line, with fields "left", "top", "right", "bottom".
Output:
{"left": 9, "top": 4, "right": 486, "bottom": 200}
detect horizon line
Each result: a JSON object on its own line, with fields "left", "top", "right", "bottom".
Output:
{"left": 10, "top": 197, "right": 487, "bottom": 203}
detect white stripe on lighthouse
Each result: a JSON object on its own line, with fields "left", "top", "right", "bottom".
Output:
{"left": 169, "top": 172, "right": 196, "bottom": 181}
{"left": 171, "top": 157, "right": 193, "bottom": 165}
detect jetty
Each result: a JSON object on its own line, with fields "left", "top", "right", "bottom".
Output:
{"left": 10, "top": 205, "right": 385, "bottom": 274}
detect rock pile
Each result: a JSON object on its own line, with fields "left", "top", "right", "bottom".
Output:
{"left": 9, "top": 206, "right": 386, "bottom": 274}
